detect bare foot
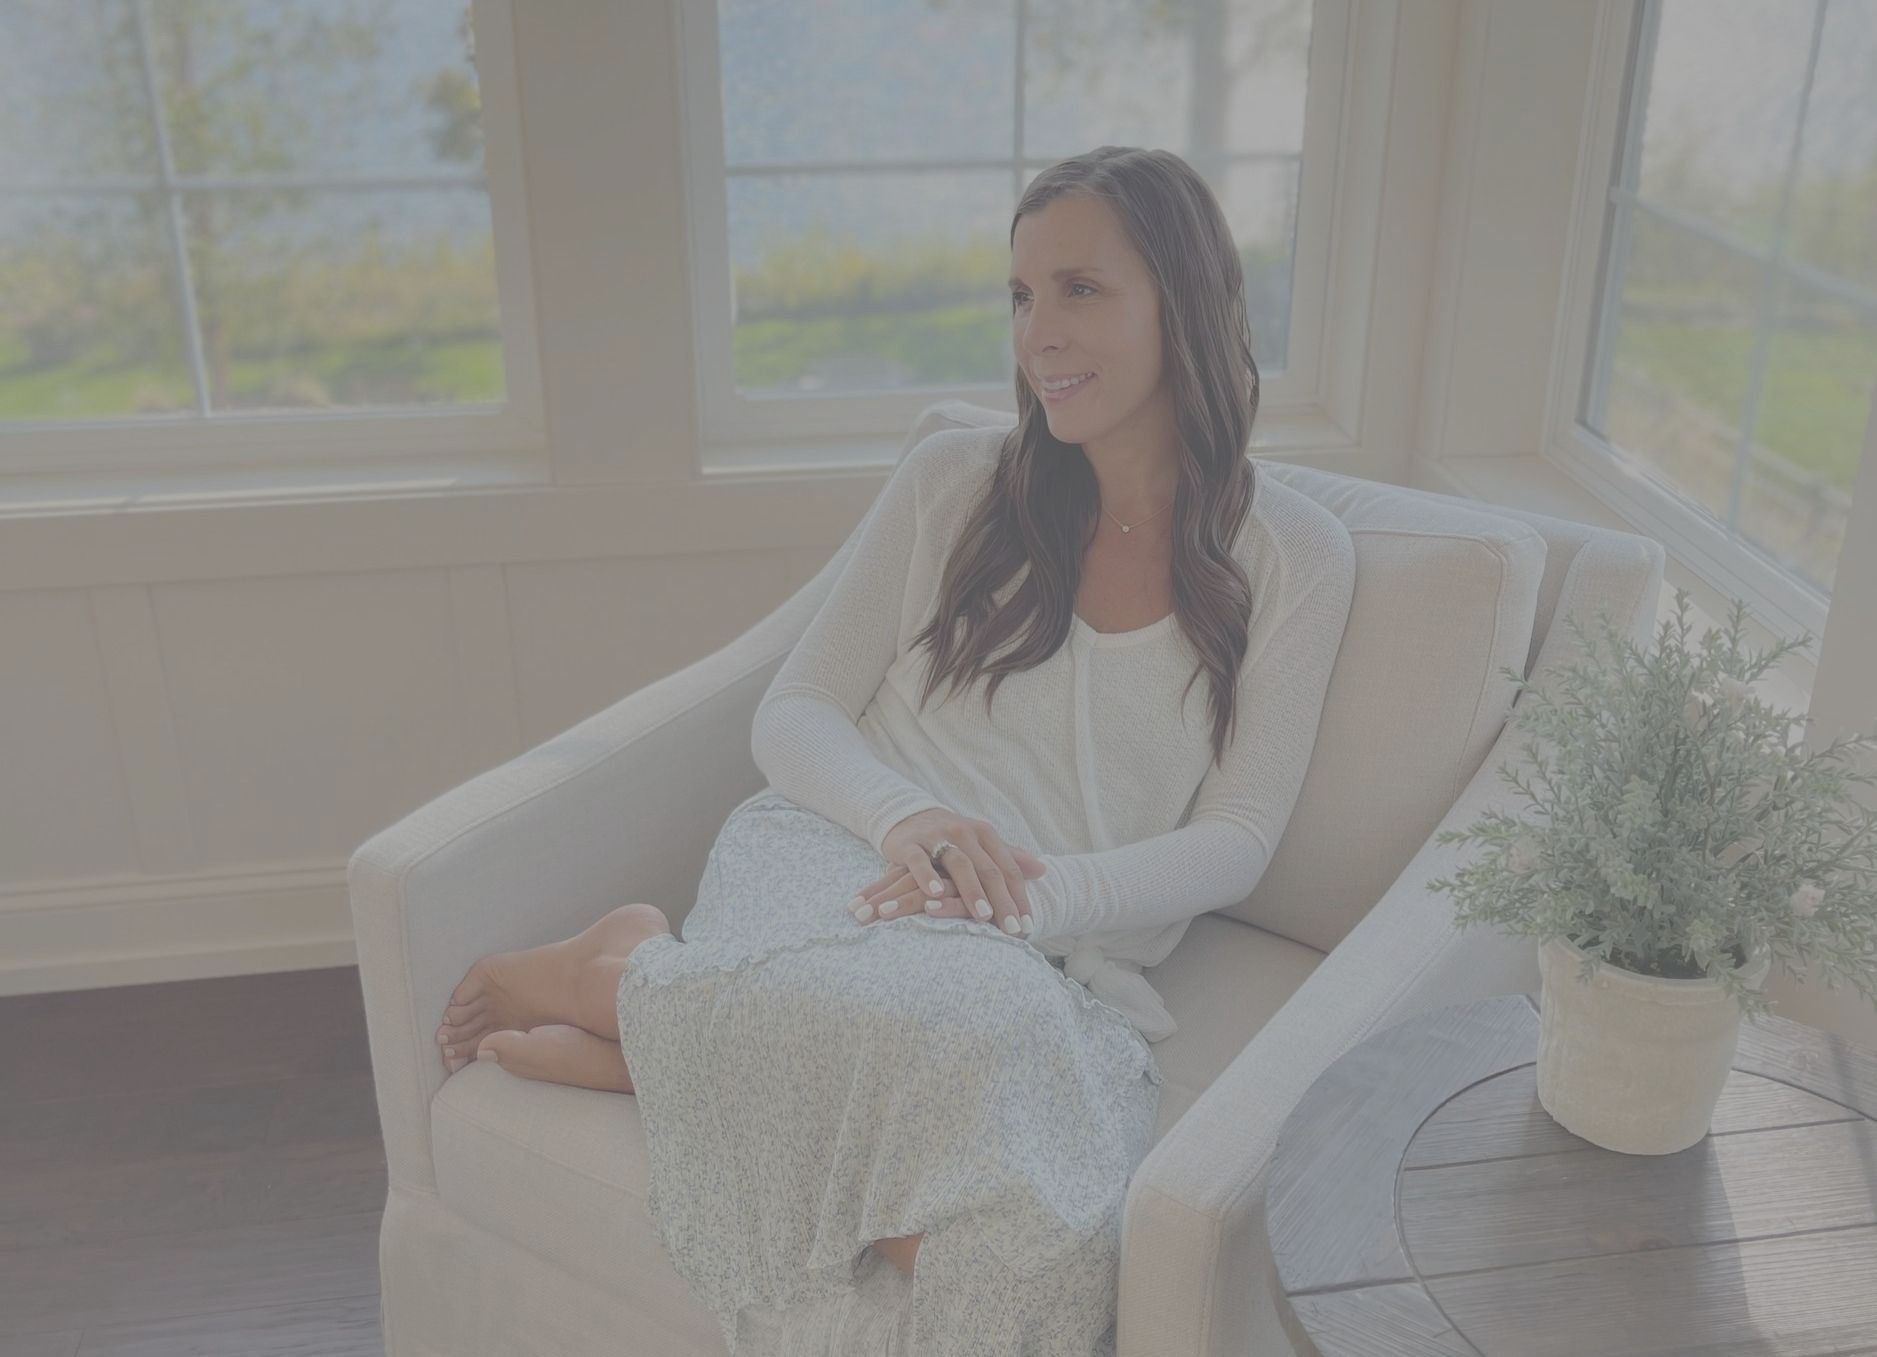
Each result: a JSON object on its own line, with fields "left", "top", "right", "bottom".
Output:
{"left": 872, "top": 1232, "right": 924, "bottom": 1276}
{"left": 475, "top": 1024, "right": 636, "bottom": 1093}
{"left": 435, "top": 902, "right": 671, "bottom": 1074}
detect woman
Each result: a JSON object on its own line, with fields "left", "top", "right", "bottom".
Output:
{"left": 431, "top": 146, "right": 1356, "bottom": 1355}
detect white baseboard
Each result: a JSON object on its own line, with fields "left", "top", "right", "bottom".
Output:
{"left": 0, "top": 865, "right": 358, "bottom": 996}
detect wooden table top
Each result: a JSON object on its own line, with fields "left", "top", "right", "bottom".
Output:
{"left": 1264, "top": 993, "right": 1877, "bottom": 1356}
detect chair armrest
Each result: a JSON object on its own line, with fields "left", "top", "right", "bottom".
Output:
{"left": 1116, "top": 532, "right": 1664, "bottom": 1357}
{"left": 346, "top": 576, "right": 827, "bottom": 1194}
{"left": 1116, "top": 711, "right": 1541, "bottom": 1356}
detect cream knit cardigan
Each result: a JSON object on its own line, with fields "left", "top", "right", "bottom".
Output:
{"left": 751, "top": 424, "right": 1355, "bottom": 1042}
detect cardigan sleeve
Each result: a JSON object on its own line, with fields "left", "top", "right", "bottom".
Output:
{"left": 749, "top": 442, "right": 952, "bottom": 857}
{"left": 1021, "top": 522, "right": 1357, "bottom": 942}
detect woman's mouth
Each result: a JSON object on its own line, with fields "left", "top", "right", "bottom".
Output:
{"left": 1039, "top": 371, "right": 1096, "bottom": 404}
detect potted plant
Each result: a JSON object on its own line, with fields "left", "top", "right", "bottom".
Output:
{"left": 1426, "top": 589, "right": 1877, "bottom": 1156}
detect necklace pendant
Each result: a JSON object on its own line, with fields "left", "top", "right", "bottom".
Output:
{"left": 1120, "top": 524, "right": 1130, "bottom": 532}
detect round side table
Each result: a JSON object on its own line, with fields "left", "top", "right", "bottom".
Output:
{"left": 1265, "top": 993, "right": 1877, "bottom": 1356}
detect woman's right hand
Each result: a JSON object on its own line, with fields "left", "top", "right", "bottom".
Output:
{"left": 862, "top": 808, "right": 1047, "bottom": 937}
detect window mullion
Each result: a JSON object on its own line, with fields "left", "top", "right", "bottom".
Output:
{"left": 128, "top": 0, "right": 212, "bottom": 419}
{"left": 1584, "top": 0, "right": 1659, "bottom": 430}
{"left": 1013, "top": 0, "right": 1026, "bottom": 203}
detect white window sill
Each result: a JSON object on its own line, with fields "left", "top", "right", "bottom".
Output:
{"left": 1417, "top": 451, "right": 1633, "bottom": 531}
{"left": 696, "top": 402, "right": 1359, "bottom": 478}
{"left": 0, "top": 447, "right": 552, "bottom": 520}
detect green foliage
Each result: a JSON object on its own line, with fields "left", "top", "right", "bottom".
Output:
{"left": 0, "top": 0, "right": 496, "bottom": 418}
{"left": 1617, "top": 312, "right": 1874, "bottom": 491}
{"left": 1425, "top": 589, "right": 1877, "bottom": 1021}
{"left": 726, "top": 234, "right": 1295, "bottom": 389}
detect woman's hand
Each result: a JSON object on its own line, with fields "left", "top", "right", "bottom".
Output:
{"left": 853, "top": 808, "right": 1047, "bottom": 937}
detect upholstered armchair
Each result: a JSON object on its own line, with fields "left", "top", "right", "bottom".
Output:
{"left": 349, "top": 398, "right": 1664, "bottom": 1355}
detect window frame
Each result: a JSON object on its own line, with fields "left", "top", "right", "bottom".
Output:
{"left": 0, "top": 0, "right": 547, "bottom": 484}
{"left": 675, "top": 0, "right": 1364, "bottom": 467}
{"left": 1544, "top": 0, "right": 1871, "bottom": 651}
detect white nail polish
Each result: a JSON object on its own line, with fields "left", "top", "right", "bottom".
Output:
{"left": 928, "top": 879, "right": 943, "bottom": 894}
{"left": 1021, "top": 914, "right": 1033, "bottom": 933}
{"left": 1002, "top": 916, "right": 1019, "bottom": 934}
{"left": 924, "top": 898, "right": 943, "bottom": 913}
{"left": 974, "top": 899, "right": 991, "bottom": 919}
{"left": 852, "top": 901, "right": 875, "bottom": 921}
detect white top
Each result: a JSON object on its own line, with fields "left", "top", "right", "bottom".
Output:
{"left": 750, "top": 424, "right": 1357, "bottom": 1042}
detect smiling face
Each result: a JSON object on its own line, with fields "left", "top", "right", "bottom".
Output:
{"left": 1009, "top": 193, "right": 1173, "bottom": 459}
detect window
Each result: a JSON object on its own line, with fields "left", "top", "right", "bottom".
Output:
{"left": 683, "top": 0, "right": 1337, "bottom": 450}
{"left": 1580, "top": 0, "right": 1877, "bottom": 603}
{"left": 0, "top": 0, "right": 533, "bottom": 455}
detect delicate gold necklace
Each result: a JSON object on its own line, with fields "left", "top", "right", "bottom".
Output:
{"left": 1101, "top": 498, "right": 1173, "bottom": 534}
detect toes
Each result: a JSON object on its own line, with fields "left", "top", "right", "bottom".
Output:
{"left": 444, "top": 1025, "right": 498, "bottom": 1073}
{"left": 436, "top": 1018, "right": 482, "bottom": 1053}
{"left": 440, "top": 1019, "right": 494, "bottom": 1068}
{"left": 437, "top": 1000, "right": 490, "bottom": 1038}
{"left": 477, "top": 1030, "right": 527, "bottom": 1068}
{"left": 449, "top": 963, "right": 489, "bottom": 1007}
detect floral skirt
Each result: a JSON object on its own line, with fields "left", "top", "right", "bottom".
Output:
{"left": 614, "top": 787, "right": 1164, "bottom": 1355}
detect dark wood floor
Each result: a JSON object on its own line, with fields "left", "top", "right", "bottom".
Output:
{"left": 0, "top": 966, "right": 386, "bottom": 1356}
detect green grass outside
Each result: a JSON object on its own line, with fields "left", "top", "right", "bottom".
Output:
{"left": 0, "top": 334, "right": 503, "bottom": 419}
{"left": 730, "top": 300, "right": 1013, "bottom": 389}
{"left": 1616, "top": 318, "right": 1875, "bottom": 490}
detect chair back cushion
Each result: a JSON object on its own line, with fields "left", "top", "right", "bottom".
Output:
{"left": 1239, "top": 461, "right": 1544, "bottom": 949}
{"left": 896, "top": 401, "right": 1547, "bottom": 952}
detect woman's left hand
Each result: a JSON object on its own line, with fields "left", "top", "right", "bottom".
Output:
{"left": 850, "top": 854, "right": 1045, "bottom": 926}
{"left": 850, "top": 863, "right": 979, "bottom": 923}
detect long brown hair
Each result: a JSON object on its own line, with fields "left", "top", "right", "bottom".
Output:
{"left": 911, "top": 147, "right": 1262, "bottom": 770}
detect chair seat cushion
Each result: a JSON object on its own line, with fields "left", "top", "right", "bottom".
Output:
{"left": 430, "top": 1065, "right": 707, "bottom": 1333}
{"left": 426, "top": 913, "right": 1325, "bottom": 1294}
{"left": 1143, "top": 914, "right": 1328, "bottom": 1141}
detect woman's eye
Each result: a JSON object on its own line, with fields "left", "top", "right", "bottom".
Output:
{"left": 1011, "top": 282, "right": 1093, "bottom": 309}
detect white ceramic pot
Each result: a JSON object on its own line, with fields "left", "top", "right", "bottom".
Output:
{"left": 1535, "top": 932, "right": 1771, "bottom": 1155}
